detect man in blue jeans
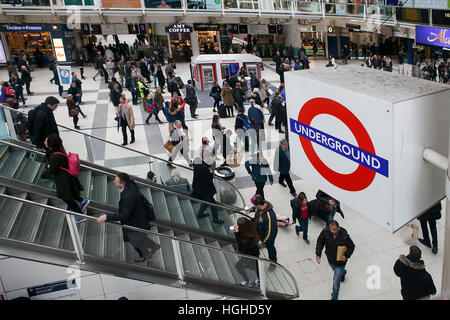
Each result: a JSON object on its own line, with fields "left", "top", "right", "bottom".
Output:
{"left": 316, "top": 220, "right": 355, "bottom": 300}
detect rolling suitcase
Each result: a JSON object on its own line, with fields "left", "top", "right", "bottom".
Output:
{"left": 218, "top": 104, "right": 228, "bottom": 118}
{"left": 175, "top": 76, "right": 184, "bottom": 89}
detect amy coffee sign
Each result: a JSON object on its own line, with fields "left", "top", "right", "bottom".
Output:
{"left": 415, "top": 26, "right": 450, "bottom": 49}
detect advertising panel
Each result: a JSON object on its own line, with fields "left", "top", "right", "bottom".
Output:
{"left": 52, "top": 38, "right": 67, "bottom": 62}
{"left": 145, "top": 0, "right": 182, "bottom": 8}
{"left": 187, "top": 0, "right": 221, "bottom": 9}
{"left": 27, "top": 279, "right": 80, "bottom": 300}
{"left": 0, "top": 39, "right": 7, "bottom": 64}
{"left": 102, "top": 0, "right": 141, "bottom": 8}
{"left": 416, "top": 26, "right": 450, "bottom": 49}
{"left": 57, "top": 65, "right": 72, "bottom": 86}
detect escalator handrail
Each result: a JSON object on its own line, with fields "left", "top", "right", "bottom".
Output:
{"left": 0, "top": 192, "right": 300, "bottom": 298}
{"left": 0, "top": 103, "right": 246, "bottom": 209}
{"left": 0, "top": 138, "right": 252, "bottom": 220}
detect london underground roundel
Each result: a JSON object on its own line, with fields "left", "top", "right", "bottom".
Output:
{"left": 289, "top": 98, "right": 389, "bottom": 191}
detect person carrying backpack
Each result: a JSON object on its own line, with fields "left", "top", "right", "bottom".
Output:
{"left": 97, "top": 172, "right": 161, "bottom": 262}
{"left": 45, "top": 134, "right": 89, "bottom": 223}
{"left": 28, "top": 96, "right": 60, "bottom": 149}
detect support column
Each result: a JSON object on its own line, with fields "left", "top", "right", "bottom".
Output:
{"left": 191, "top": 31, "right": 200, "bottom": 56}
{"left": 442, "top": 127, "right": 450, "bottom": 295}
{"left": 285, "top": 22, "right": 302, "bottom": 52}
{"left": 336, "top": 26, "right": 342, "bottom": 59}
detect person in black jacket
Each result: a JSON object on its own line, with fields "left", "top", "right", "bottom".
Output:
{"left": 184, "top": 79, "right": 198, "bottom": 118}
{"left": 20, "top": 65, "right": 33, "bottom": 96}
{"left": 315, "top": 189, "right": 344, "bottom": 228}
{"left": 209, "top": 80, "right": 221, "bottom": 113}
{"left": 231, "top": 217, "right": 261, "bottom": 287}
{"left": 31, "top": 96, "right": 60, "bottom": 149}
{"left": 97, "top": 173, "right": 161, "bottom": 262}
{"left": 191, "top": 158, "right": 224, "bottom": 224}
{"left": 109, "top": 80, "right": 123, "bottom": 110}
{"left": 232, "top": 83, "right": 244, "bottom": 114}
{"left": 235, "top": 109, "right": 249, "bottom": 152}
{"left": 316, "top": 220, "right": 355, "bottom": 300}
{"left": 139, "top": 57, "right": 150, "bottom": 83}
{"left": 393, "top": 246, "right": 436, "bottom": 300}
{"left": 46, "top": 134, "right": 90, "bottom": 223}
{"left": 268, "top": 93, "right": 281, "bottom": 127}
{"left": 290, "top": 192, "right": 311, "bottom": 243}
{"left": 273, "top": 139, "right": 296, "bottom": 196}
{"left": 78, "top": 53, "right": 86, "bottom": 79}
{"left": 10, "top": 72, "right": 25, "bottom": 106}
{"left": 168, "top": 75, "right": 181, "bottom": 97}
{"left": 418, "top": 202, "right": 442, "bottom": 254}
{"left": 252, "top": 196, "right": 278, "bottom": 270}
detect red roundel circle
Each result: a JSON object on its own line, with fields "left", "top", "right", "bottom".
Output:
{"left": 298, "top": 98, "right": 376, "bottom": 191}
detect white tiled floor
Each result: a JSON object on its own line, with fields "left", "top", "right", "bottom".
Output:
{"left": 0, "top": 58, "right": 447, "bottom": 300}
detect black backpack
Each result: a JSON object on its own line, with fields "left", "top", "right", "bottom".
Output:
{"left": 27, "top": 105, "right": 41, "bottom": 138}
{"left": 139, "top": 192, "right": 155, "bottom": 222}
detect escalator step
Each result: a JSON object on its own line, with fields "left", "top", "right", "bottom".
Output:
{"left": 165, "top": 195, "right": 185, "bottom": 225}
{"left": 191, "top": 237, "right": 219, "bottom": 282}
{"left": 177, "top": 234, "right": 201, "bottom": 278}
{"left": 13, "top": 155, "right": 41, "bottom": 184}
{"left": 190, "top": 202, "right": 214, "bottom": 233}
{"left": 104, "top": 222, "right": 125, "bottom": 262}
{"left": 138, "top": 186, "right": 153, "bottom": 205}
{"left": 0, "top": 149, "right": 27, "bottom": 178}
{"left": 35, "top": 202, "right": 66, "bottom": 249}
{"left": 8, "top": 198, "right": 47, "bottom": 243}
{"left": 177, "top": 198, "right": 200, "bottom": 229}
{"left": 159, "top": 230, "right": 177, "bottom": 274}
{"left": 151, "top": 191, "right": 171, "bottom": 221}
{"left": 0, "top": 193, "right": 27, "bottom": 238}
{"left": 91, "top": 174, "right": 107, "bottom": 204}
{"left": 207, "top": 241, "right": 236, "bottom": 285}
{"left": 145, "top": 226, "right": 164, "bottom": 271}
{"left": 77, "top": 169, "right": 92, "bottom": 199}
{"left": 221, "top": 244, "right": 246, "bottom": 284}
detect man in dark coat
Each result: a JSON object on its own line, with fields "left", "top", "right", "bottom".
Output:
{"left": 192, "top": 158, "right": 224, "bottom": 224}
{"left": 31, "top": 96, "right": 60, "bottom": 149}
{"left": 316, "top": 189, "right": 344, "bottom": 228}
{"left": 139, "top": 57, "right": 150, "bottom": 82}
{"left": 394, "top": 245, "right": 436, "bottom": 300}
{"left": 273, "top": 51, "right": 282, "bottom": 71}
{"left": 168, "top": 75, "right": 181, "bottom": 97}
{"left": 316, "top": 220, "right": 355, "bottom": 300}
{"left": 20, "top": 65, "right": 33, "bottom": 95}
{"left": 184, "top": 79, "right": 198, "bottom": 118}
{"left": 232, "top": 83, "right": 245, "bottom": 111}
{"left": 418, "top": 202, "right": 442, "bottom": 254}
{"left": 273, "top": 139, "right": 296, "bottom": 197}
{"left": 97, "top": 173, "right": 160, "bottom": 263}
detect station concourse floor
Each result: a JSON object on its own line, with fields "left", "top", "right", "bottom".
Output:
{"left": 0, "top": 57, "right": 446, "bottom": 300}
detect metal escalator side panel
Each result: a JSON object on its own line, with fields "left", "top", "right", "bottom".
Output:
{"left": 177, "top": 198, "right": 200, "bottom": 229}
{"left": 0, "top": 193, "right": 27, "bottom": 238}
{"left": 151, "top": 191, "right": 171, "bottom": 221}
{"left": 145, "top": 226, "right": 164, "bottom": 271}
{"left": 13, "top": 154, "right": 42, "bottom": 184}
{"left": 221, "top": 243, "right": 246, "bottom": 284}
{"left": 34, "top": 202, "right": 67, "bottom": 249}
{"left": 104, "top": 222, "right": 125, "bottom": 262}
{"left": 91, "top": 174, "right": 107, "bottom": 204}
{"left": 77, "top": 169, "right": 92, "bottom": 200}
{"left": 0, "top": 149, "right": 27, "bottom": 179}
{"left": 106, "top": 176, "right": 120, "bottom": 205}
{"left": 159, "top": 230, "right": 177, "bottom": 274}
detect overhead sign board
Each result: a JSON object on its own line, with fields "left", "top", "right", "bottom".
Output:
{"left": 166, "top": 24, "right": 192, "bottom": 33}
{"left": 416, "top": 26, "right": 450, "bottom": 49}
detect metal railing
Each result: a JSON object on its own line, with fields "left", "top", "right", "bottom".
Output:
{"left": 0, "top": 192, "right": 300, "bottom": 299}
{"left": 0, "top": 104, "right": 246, "bottom": 212}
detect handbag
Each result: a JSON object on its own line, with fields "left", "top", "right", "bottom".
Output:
{"left": 164, "top": 140, "right": 174, "bottom": 153}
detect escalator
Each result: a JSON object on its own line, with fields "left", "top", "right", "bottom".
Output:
{"left": 0, "top": 187, "right": 299, "bottom": 299}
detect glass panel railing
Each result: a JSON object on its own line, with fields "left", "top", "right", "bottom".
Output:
{"left": 64, "top": 0, "right": 94, "bottom": 5}
{"left": 366, "top": 4, "right": 395, "bottom": 20}
{"left": 346, "top": 3, "right": 364, "bottom": 16}
{"left": 144, "top": 0, "right": 183, "bottom": 9}
{"left": 0, "top": 194, "right": 299, "bottom": 299}
{"left": 1, "top": 0, "right": 50, "bottom": 7}
{"left": 0, "top": 105, "right": 246, "bottom": 211}
{"left": 186, "top": 0, "right": 222, "bottom": 11}
{"left": 224, "top": 0, "right": 259, "bottom": 10}
{"left": 293, "top": 1, "right": 322, "bottom": 14}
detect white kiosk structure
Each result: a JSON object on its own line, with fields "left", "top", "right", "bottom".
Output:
{"left": 190, "top": 54, "right": 262, "bottom": 91}
{"left": 285, "top": 65, "right": 449, "bottom": 233}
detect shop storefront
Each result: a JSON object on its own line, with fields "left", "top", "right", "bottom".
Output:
{"left": 166, "top": 24, "right": 193, "bottom": 62}
{"left": 194, "top": 23, "right": 222, "bottom": 54}
{"left": 0, "top": 23, "right": 74, "bottom": 66}
{"left": 1, "top": 24, "right": 54, "bottom": 65}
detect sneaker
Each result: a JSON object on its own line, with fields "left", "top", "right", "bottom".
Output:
{"left": 80, "top": 199, "right": 90, "bottom": 211}
{"left": 253, "top": 279, "right": 260, "bottom": 287}
{"left": 240, "top": 280, "right": 252, "bottom": 288}
{"left": 418, "top": 238, "right": 432, "bottom": 248}
{"left": 74, "top": 216, "right": 87, "bottom": 223}
{"left": 130, "top": 138, "right": 135, "bottom": 144}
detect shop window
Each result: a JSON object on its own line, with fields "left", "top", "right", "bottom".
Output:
{"left": 64, "top": 0, "right": 94, "bottom": 5}
{"left": 221, "top": 63, "right": 239, "bottom": 79}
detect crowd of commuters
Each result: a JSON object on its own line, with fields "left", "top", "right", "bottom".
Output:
{"left": 0, "top": 34, "right": 443, "bottom": 300}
